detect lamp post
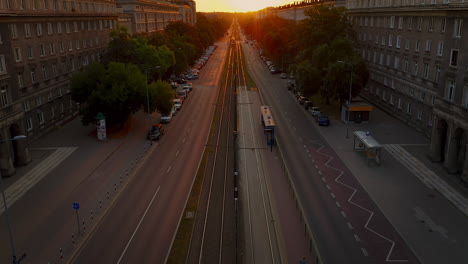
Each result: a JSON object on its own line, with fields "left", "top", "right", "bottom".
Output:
{"left": 145, "top": 66, "right": 161, "bottom": 145}
{"left": 0, "top": 135, "right": 27, "bottom": 264}
{"left": 337, "top": 61, "right": 353, "bottom": 139}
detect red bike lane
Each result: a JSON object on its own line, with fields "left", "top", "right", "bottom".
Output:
{"left": 306, "top": 139, "right": 421, "bottom": 264}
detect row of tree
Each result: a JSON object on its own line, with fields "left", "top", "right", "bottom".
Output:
{"left": 238, "top": 4, "right": 369, "bottom": 107}
{"left": 71, "top": 14, "right": 230, "bottom": 128}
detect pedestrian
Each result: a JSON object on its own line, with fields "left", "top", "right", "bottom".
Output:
{"left": 299, "top": 256, "right": 307, "bottom": 264}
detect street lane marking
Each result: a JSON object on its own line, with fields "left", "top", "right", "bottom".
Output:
{"left": 167, "top": 166, "right": 172, "bottom": 173}
{"left": 354, "top": 234, "right": 360, "bottom": 242}
{"left": 347, "top": 222, "right": 353, "bottom": 230}
{"left": 175, "top": 150, "right": 180, "bottom": 157}
{"left": 299, "top": 137, "right": 303, "bottom": 142}
{"left": 318, "top": 171, "right": 322, "bottom": 175}
{"left": 321, "top": 177, "right": 326, "bottom": 182}
{"left": 182, "top": 137, "right": 186, "bottom": 143}
{"left": 314, "top": 165, "right": 318, "bottom": 169}
{"left": 362, "top": 248, "right": 368, "bottom": 256}
{"left": 336, "top": 201, "right": 341, "bottom": 208}
{"left": 117, "top": 186, "right": 161, "bottom": 264}
{"left": 330, "top": 193, "right": 335, "bottom": 199}
{"left": 341, "top": 211, "right": 347, "bottom": 218}
{"left": 326, "top": 185, "right": 331, "bottom": 190}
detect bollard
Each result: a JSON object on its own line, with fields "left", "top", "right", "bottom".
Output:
{"left": 99, "top": 200, "right": 102, "bottom": 210}
{"left": 59, "top": 248, "right": 63, "bottom": 263}
{"left": 90, "top": 210, "right": 94, "bottom": 221}
{"left": 82, "top": 218, "right": 86, "bottom": 233}
{"left": 72, "top": 233, "right": 75, "bottom": 245}
{"left": 107, "top": 191, "right": 110, "bottom": 200}
{"left": 120, "top": 176, "right": 122, "bottom": 184}
{"left": 114, "top": 183, "right": 117, "bottom": 192}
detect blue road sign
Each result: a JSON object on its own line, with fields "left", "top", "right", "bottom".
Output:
{"left": 73, "top": 202, "right": 80, "bottom": 210}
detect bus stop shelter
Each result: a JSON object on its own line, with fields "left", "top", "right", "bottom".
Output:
{"left": 353, "top": 131, "right": 382, "bottom": 166}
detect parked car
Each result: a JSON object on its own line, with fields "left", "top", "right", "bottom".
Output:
{"left": 173, "top": 98, "right": 183, "bottom": 110}
{"left": 310, "top": 107, "right": 321, "bottom": 117}
{"left": 304, "top": 101, "right": 314, "bottom": 110}
{"left": 280, "top": 73, "right": 287, "bottom": 79}
{"left": 317, "top": 115, "right": 330, "bottom": 126}
{"left": 183, "top": 83, "right": 193, "bottom": 91}
{"left": 147, "top": 124, "right": 164, "bottom": 140}
{"left": 298, "top": 96, "right": 307, "bottom": 105}
{"left": 160, "top": 112, "right": 173, "bottom": 123}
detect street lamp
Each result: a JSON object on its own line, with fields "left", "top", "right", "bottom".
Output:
{"left": 337, "top": 60, "right": 353, "bottom": 139}
{"left": 145, "top": 66, "right": 161, "bottom": 145}
{"left": 0, "top": 135, "right": 27, "bottom": 264}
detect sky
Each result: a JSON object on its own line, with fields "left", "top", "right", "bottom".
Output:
{"left": 196, "top": 0, "right": 295, "bottom": 13}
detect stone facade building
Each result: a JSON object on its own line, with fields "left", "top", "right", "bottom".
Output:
{"left": 0, "top": 0, "right": 196, "bottom": 177}
{"left": 116, "top": 0, "right": 196, "bottom": 35}
{"left": 347, "top": 0, "right": 468, "bottom": 183}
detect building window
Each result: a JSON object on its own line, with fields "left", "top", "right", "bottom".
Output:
{"left": 381, "top": 35, "right": 385, "bottom": 45}
{"left": 18, "top": 73, "right": 24, "bottom": 88}
{"left": 59, "top": 41, "right": 64, "bottom": 53}
{"left": 417, "top": 109, "right": 423, "bottom": 120}
{"left": 408, "top": 17, "right": 413, "bottom": 30}
{"left": 464, "top": 86, "right": 468, "bottom": 108}
{"left": 9, "top": 24, "right": 17, "bottom": 38}
{"left": 38, "top": 111, "right": 44, "bottom": 124}
{"left": 394, "top": 56, "right": 400, "bottom": 69}
{"left": 428, "top": 114, "right": 433, "bottom": 127}
{"left": 390, "top": 16, "right": 395, "bottom": 29}
{"left": 26, "top": 117, "right": 33, "bottom": 131}
{"left": 48, "top": 91, "right": 53, "bottom": 101}
{"left": 423, "top": 63, "right": 429, "bottom": 79}
{"left": 390, "top": 94, "right": 394, "bottom": 104}
{"left": 450, "top": 49, "right": 459, "bottom": 67}
{"left": 42, "top": 65, "right": 47, "bottom": 80}
{"left": 66, "top": 22, "right": 70, "bottom": 33}
{"left": 33, "top": 0, "right": 38, "bottom": 9}
{"left": 31, "top": 70, "right": 36, "bottom": 83}
{"left": 431, "top": 95, "right": 436, "bottom": 105}
{"left": 415, "top": 40, "right": 420, "bottom": 51}
{"left": 58, "top": 87, "right": 63, "bottom": 96}
{"left": 0, "top": 55, "right": 5, "bottom": 74}
{"left": 396, "top": 35, "right": 401, "bottom": 48}
{"left": 386, "top": 55, "right": 391, "bottom": 66}
{"left": 447, "top": 79, "right": 456, "bottom": 101}
{"left": 36, "top": 96, "right": 42, "bottom": 106}
{"left": 441, "top": 18, "right": 446, "bottom": 32}
{"left": 454, "top": 18, "right": 462, "bottom": 37}
{"left": 429, "top": 18, "right": 434, "bottom": 31}
{"left": 50, "top": 43, "right": 56, "bottom": 54}
{"left": 405, "top": 39, "right": 410, "bottom": 50}
{"left": 24, "top": 24, "right": 31, "bottom": 37}
{"left": 76, "top": 40, "right": 80, "bottom": 50}
{"left": 425, "top": 40, "right": 432, "bottom": 52}
{"left": 417, "top": 17, "right": 423, "bottom": 31}
{"left": 74, "top": 21, "right": 78, "bottom": 32}
{"left": 14, "top": 47, "right": 22, "bottom": 62}
{"left": 40, "top": 44, "right": 45, "bottom": 56}
{"left": 388, "top": 34, "right": 393, "bottom": 47}
{"left": 57, "top": 22, "right": 62, "bottom": 34}
{"left": 420, "top": 90, "right": 426, "bottom": 101}
{"left": 409, "top": 87, "right": 415, "bottom": 96}
{"left": 51, "top": 106, "right": 55, "bottom": 118}
{"left": 407, "top": 103, "right": 412, "bottom": 114}
{"left": 23, "top": 100, "right": 30, "bottom": 111}
{"left": 398, "top": 98, "right": 402, "bottom": 109}
{"left": 404, "top": 57, "right": 409, "bottom": 71}
{"left": 398, "top": 17, "right": 403, "bottom": 29}
{"left": 0, "top": 86, "right": 9, "bottom": 107}
{"left": 435, "top": 65, "right": 441, "bottom": 82}
{"left": 47, "top": 22, "right": 53, "bottom": 34}
{"left": 379, "top": 53, "right": 384, "bottom": 65}
{"left": 437, "top": 41, "right": 444, "bottom": 56}
{"left": 37, "top": 23, "right": 42, "bottom": 36}
{"left": 52, "top": 64, "right": 56, "bottom": 77}
{"left": 383, "top": 90, "right": 387, "bottom": 101}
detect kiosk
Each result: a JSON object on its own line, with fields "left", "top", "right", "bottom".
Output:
{"left": 353, "top": 131, "right": 382, "bottom": 166}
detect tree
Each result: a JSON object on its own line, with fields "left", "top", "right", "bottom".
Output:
{"left": 71, "top": 62, "right": 146, "bottom": 127}
{"left": 148, "top": 80, "right": 174, "bottom": 115}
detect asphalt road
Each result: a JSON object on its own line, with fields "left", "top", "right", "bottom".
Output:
{"left": 242, "top": 38, "right": 421, "bottom": 263}
{"left": 70, "top": 42, "right": 227, "bottom": 263}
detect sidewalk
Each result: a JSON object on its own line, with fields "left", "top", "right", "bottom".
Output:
{"left": 311, "top": 103, "right": 468, "bottom": 264}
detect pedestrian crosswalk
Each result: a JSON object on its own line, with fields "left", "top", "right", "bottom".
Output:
{"left": 0, "top": 147, "right": 77, "bottom": 215}
{"left": 384, "top": 144, "right": 468, "bottom": 217}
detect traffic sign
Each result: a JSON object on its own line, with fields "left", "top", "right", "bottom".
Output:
{"left": 73, "top": 202, "right": 80, "bottom": 210}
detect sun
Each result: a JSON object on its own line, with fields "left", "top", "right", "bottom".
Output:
{"left": 197, "top": 0, "right": 292, "bottom": 12}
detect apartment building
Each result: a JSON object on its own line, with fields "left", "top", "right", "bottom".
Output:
{"left": 347, "top": 0, "right": 468, "bottom": 183}
{"left": 116, "top": 0, "right": 196, "bottom": 35}
{"left": 0, "top": 0, "right": 118, "bottom": 176}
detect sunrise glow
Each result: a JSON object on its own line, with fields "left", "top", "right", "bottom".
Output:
{"left": 196, "top": 0, "right": 296, "bottom": 12}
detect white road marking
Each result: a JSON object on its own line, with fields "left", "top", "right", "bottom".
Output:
{"left": 175, "top": 150, "right": 180, "bottom": 157}
{"left": 321, "top": 177, "right": 326, "bottom": 182}
{"left": 347, "top": 222, "right": 353, "bottom": 230}
{"left": 314, "top": 165, "right": 318, "bottom": 169}
{"left": 354, "top": 234, "right": 360, "bottom": 242}
{"left": 336, "top": 201, "right": 341, "bottom": 208}
{"left": 341, "top": 211, "right": 347, "bottom": 218}
{"left": 330, "top": 193, "right": 335, "bottom": 199}
{"left": 182, "top": 137, "right": 186, "bottom": 143}
{"left": 167, "top": 166, "right": 172, "bottom": 173}
{"left": 362, "top": 248, "right": 368, "bottom": 256}
{"left": 318, "top": 171, "right": 322, "bottom": 175}
{"left": 299, "top": 137, "right": 303, "bottom": 142}
{"left": 326, "top": 185, "right": 331, "bottom": 190}
{"left": 117, "top": 186, "right": 161, "bottom": 264}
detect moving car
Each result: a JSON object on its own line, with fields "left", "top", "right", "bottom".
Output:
{"left": 317, "top": 115, "right": 330, "bottom": 126}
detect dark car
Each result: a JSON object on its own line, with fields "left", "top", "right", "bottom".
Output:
{"left": 304, "top": 101, "right": 314, "bottom": 110}
{"left": 298, "top": 96, "right": 307, "bottom": 105}
{"left": 317, "top": 115, "right": 330, "bottom": 126}
{"left": 147, "top": 124, "right": 164, "bottom": 140}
